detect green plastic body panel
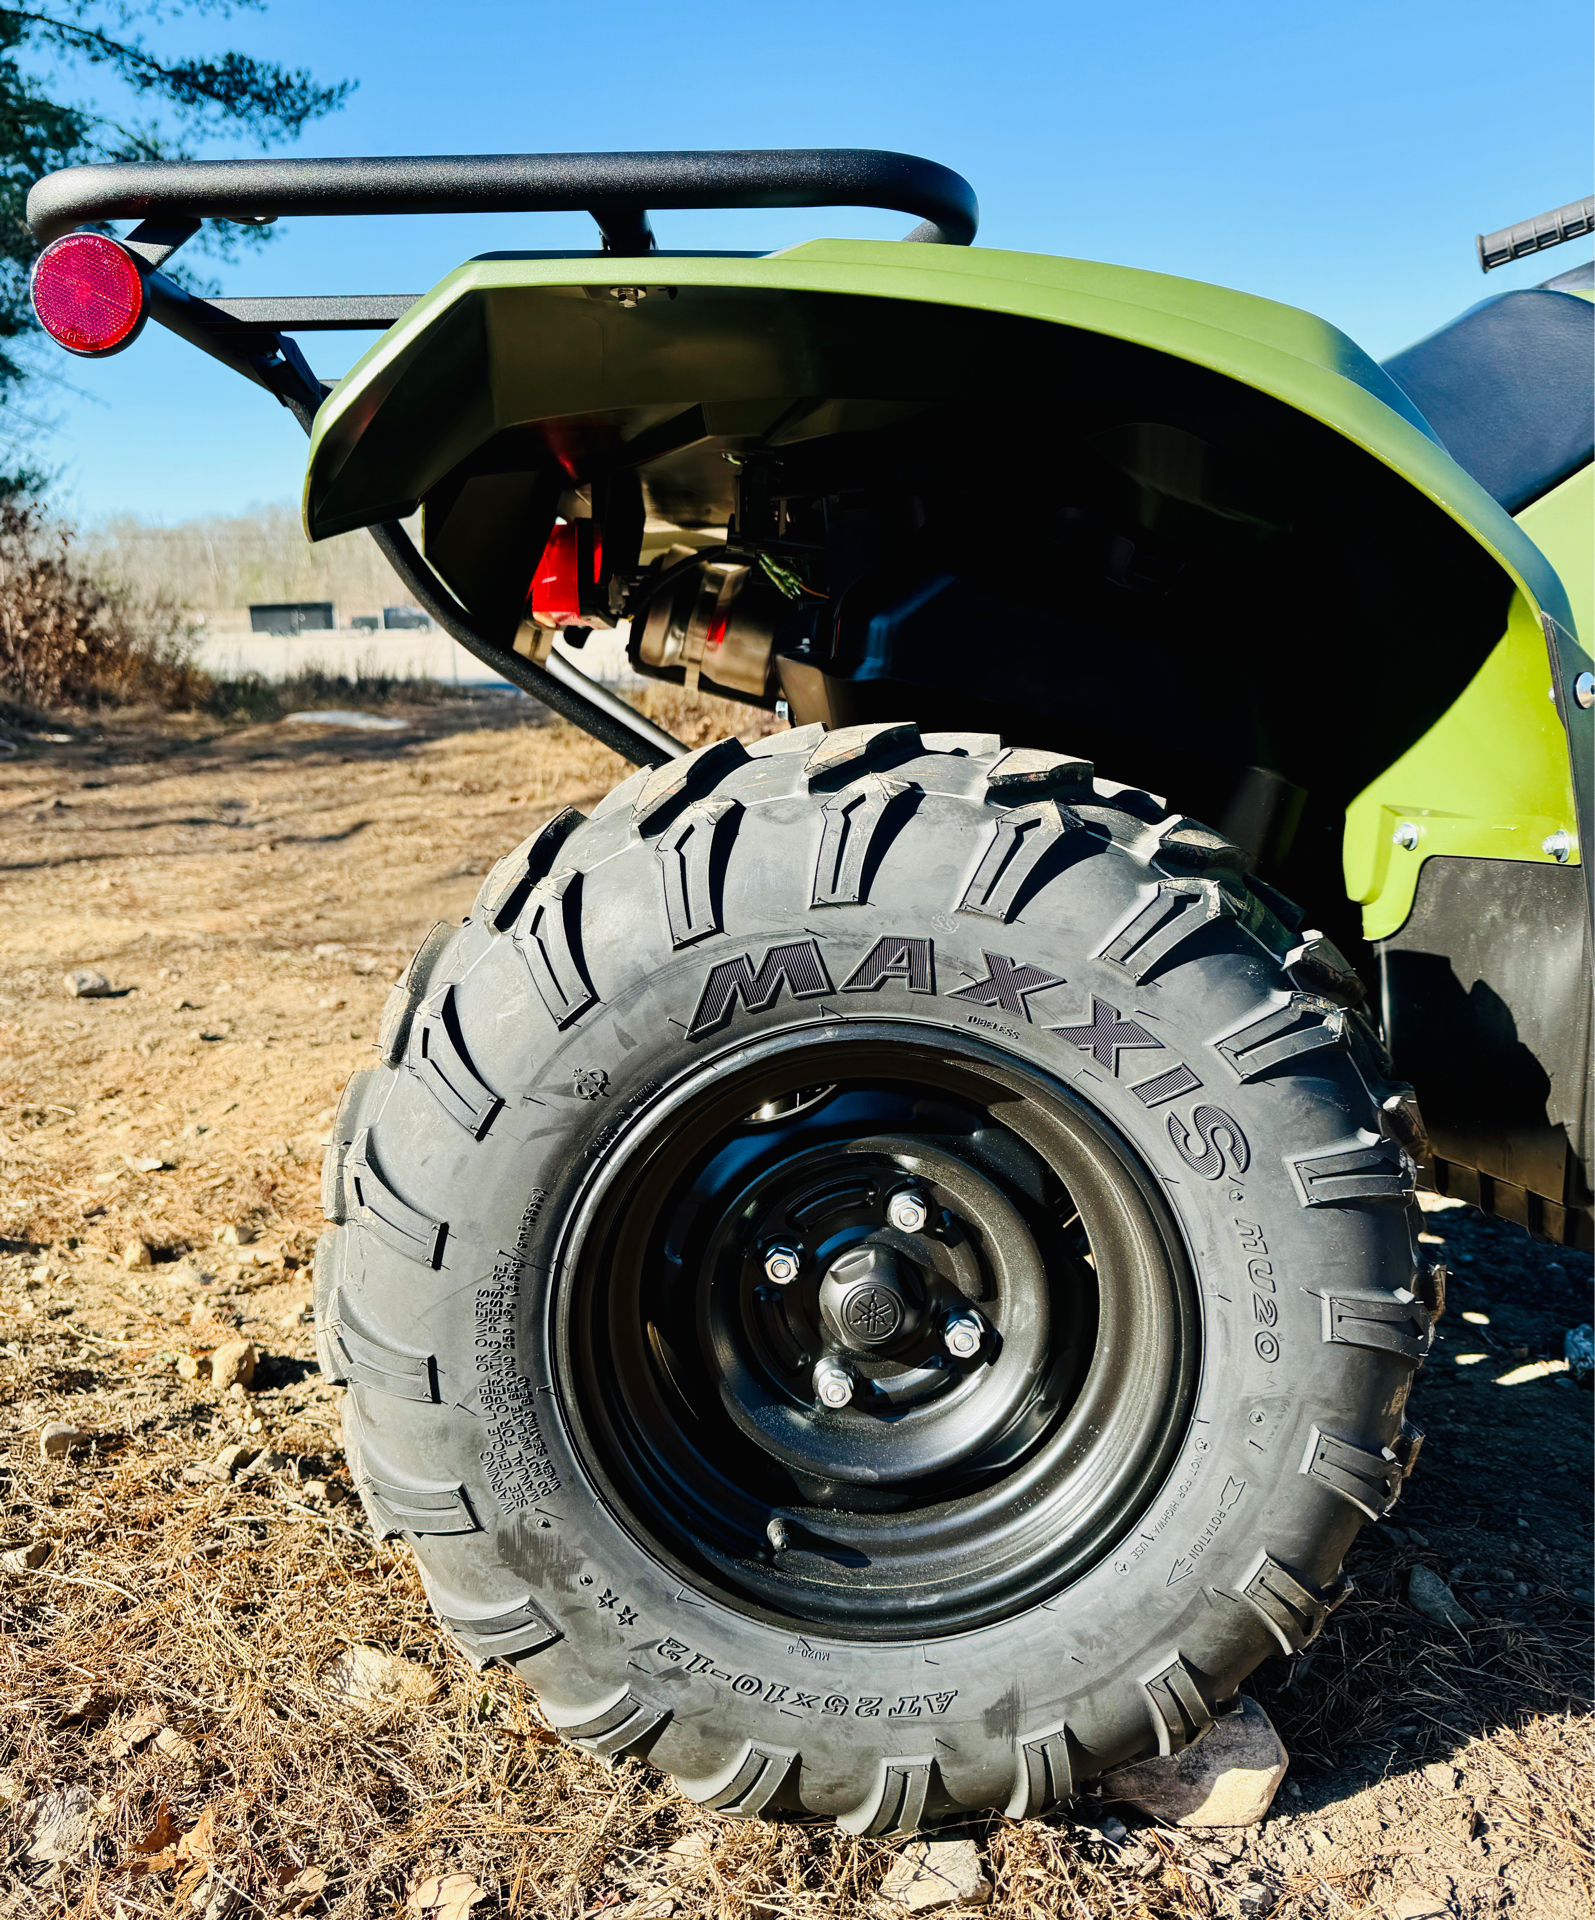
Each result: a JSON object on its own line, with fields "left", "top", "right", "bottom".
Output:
{"left": 1518, "top": 462, "right": 1594, "bottom": 649}
{"left": 1346, "top": 465, "right": 1589, "bottom": 940}
{"left": 1344, "top": 587, "right": 1582, "bottom": 938}
{"left": 304, "top": 239, "right": 1584, "bottom": 941}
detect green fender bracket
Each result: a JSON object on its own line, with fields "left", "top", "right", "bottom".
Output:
{"left": 1345, "top": 464, "right": 1590, "bottom": 942}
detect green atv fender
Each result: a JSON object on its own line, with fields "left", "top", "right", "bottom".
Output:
{"left": 304, "top": 237, "right": 1591, "bottom": 1245}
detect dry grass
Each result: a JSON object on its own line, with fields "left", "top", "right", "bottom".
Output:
{"left": 0, "top": 690, "right": 1589, "bottom": 1918}
{"left": 195, "top": 665, "right": 471, "bottom": 728}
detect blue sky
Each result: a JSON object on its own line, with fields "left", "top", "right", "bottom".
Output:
{"left": 26, "top": 0, "right": 1594, "bottom": 526}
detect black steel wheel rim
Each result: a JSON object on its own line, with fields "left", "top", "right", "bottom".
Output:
{"left": 554, "top": 1024, "right": 1199, "bottom": 1637}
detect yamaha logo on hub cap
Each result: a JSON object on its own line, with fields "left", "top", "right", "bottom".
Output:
{"left": 842, "top": 1285, "right": 905, "bottom": 1344}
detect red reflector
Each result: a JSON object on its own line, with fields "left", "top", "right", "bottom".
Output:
{"left": 31, "top": 233, "right": 147, "bottom": 356}
{"left": 528, "top": 520, "right": 601, "bottom": 627}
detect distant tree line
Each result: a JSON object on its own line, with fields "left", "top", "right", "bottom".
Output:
{"left": 84, "top": 502, "right": 419, "bottom": 616}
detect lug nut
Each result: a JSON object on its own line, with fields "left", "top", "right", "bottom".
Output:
{"left": 887, "top": 1188, "right": 931, "bottom": 1234}
{"left": 763, "top": 1243, "right": 802, "bottom": 1285}
{"left": 812, "top": 1357, "right": 855, "bottom": 1408}
{"left": 944, "top": 1309, "right": 985, "bottom": 1360}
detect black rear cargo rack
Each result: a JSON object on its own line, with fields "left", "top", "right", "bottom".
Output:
{"left": 28, "top": 146, "right": 979, "bottom": 254}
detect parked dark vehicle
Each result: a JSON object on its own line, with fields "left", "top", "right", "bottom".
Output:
{"left": 248, "top": 600, "right": 335, "bottom": 635}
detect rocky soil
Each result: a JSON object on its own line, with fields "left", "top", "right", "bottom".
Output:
{"left": 0, "top": 694, "right": 1589, "bottom": 1918}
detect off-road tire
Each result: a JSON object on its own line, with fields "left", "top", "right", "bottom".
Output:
{"left": 314, "top": 724, "right": 1437, "bottom": 1831}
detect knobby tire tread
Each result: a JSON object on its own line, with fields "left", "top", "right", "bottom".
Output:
{"left": 313, "top": 727, "right": 1429, "bottom": 1830}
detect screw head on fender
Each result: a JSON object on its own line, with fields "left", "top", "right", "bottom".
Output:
{"left": 763, "top": 1242, "right": 802, "bottom": 1285}
{"left": 887, "top": 1187, "right": 931, "bottom": 1233}
{"left": 812, "top": 1357, "right": 855, "bottom": 1407}
{"left": 944, "top": 1309, "right": 985, "bottom": 1359}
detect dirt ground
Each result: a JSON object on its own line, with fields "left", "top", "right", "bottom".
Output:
{"left": 0, "top": 693, "right": 1590, "bottom": 1919}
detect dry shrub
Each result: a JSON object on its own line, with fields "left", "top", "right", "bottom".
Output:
{"left": 0, "top": 501, "right": 207, "bottom": 709}
{"left": 202, "top": 663, "right": 471, "bottom": 725}
{"left": 188, "top": 666, "right": 777, "bottom": 733}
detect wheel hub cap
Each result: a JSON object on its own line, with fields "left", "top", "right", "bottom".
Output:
{"left": 819, "top": 1243, "right": 921, "bottom": 1353}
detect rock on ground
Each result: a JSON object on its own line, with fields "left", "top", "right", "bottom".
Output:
{"left": 38, "top": 1423, "right": 93, "bottom": 1462}
{"left": 165, "top": 1259, "right": 215, "bottom": 1286}
{"left": 877, "top": 1837, "right": 992, "bottom": 1912}
{"left": 121, "top": 1236, "right": 153, "bottom": 1269}
{"left": 1406, "top": 1565, "right": 1472, "bottom": 1628}
{"left": 408, "top": 1872, "right": 487, "bottom": 1920}
{"left": 210, "top": 1338, "right": 257, "bottom": 1390}
{"left": 322, "top": 1644, "right": 440, "bottom": 1711}
{"left": 1102, "top": 1695, "right": 1288, "bottom": 1827}
{"left": 24, "top": 1784, "right": 98, "bottom": 1871}
{"left": 62, "top": 968, "right": 112, "bottom": 998}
